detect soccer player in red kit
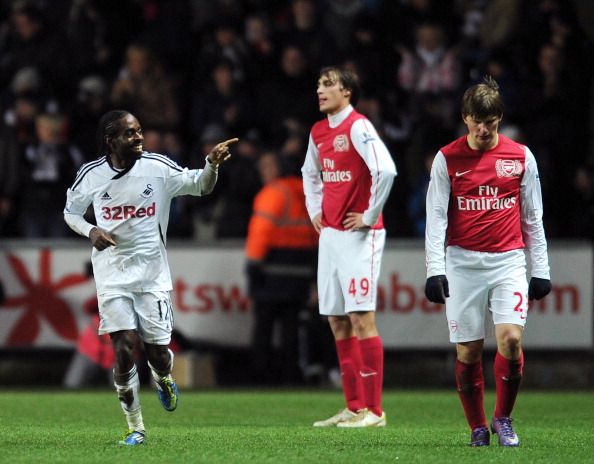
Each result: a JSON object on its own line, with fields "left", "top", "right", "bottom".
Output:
{"left": 425, "top": 76, "right": 551, "bottom": 446}
{"left": 302, "top": 67, "right": 397, "bottom": 427}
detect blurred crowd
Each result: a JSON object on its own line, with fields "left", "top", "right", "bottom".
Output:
{"left": 0, "top": 0, "right": 593, "bottom": 240}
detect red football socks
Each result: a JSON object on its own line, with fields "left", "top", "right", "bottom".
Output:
{"left": 494, "top": 351, "right": 524, "bottom": 418}
{"left": 455, "top": 360, "right": 487, "bottom": 430}
{"left": 359, "top": 336, "right": 384, "bottom": 417}
{"left": 335, "top": 337, "right": 365, "bottom": 412}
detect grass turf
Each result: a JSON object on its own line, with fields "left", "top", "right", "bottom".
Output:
{"left": 0, "top": 389, "right": 592, "bottom": 463}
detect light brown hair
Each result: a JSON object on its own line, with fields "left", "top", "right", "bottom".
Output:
{"left": 461, "top": 75, "right": 504, "bottom": 119}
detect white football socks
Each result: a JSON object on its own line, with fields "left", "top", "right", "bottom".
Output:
{"left": 113, "top": 364, "right": 145, "bottom": 432}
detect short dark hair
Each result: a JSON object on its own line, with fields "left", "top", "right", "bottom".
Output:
{"left": 319, "top": 66, "right": 360, "bottom": 106}
{"left": 96, "top": 110, "right": 131, "bottom": 155}
{"left": 461, "top": 75, "right": 504, "bottom": 119}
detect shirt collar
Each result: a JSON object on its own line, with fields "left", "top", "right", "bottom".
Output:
{"left": 327, "top": 104, "right": 353, "bottom": 128}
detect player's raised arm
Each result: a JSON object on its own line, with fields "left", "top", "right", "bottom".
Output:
{"left": 207, "top": 138, "right": 239, "bottom": 166}
{"left": 190, "top": 137, "right": 239, "bottom": 196}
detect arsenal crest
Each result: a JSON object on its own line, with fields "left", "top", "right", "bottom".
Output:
{"left": 495, "top": 159, "right": 522, "bottom": 178}
{"left": 333, "top": 134, "right": 349, "bottom": 152}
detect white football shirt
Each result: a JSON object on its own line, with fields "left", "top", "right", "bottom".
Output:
{"left": 64, "top": 152, "right": 217, "bottom": 293}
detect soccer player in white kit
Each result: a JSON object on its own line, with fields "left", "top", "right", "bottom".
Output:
{"left": 425, "top": 77, "right": 551, "bottom": 447}
{"left": 64, "top": 110, "right": 237, "bottom": 445}
{"left": 302, "top": 67, "right": 396, "bottom": 427}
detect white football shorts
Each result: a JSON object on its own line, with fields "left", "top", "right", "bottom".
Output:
{"left": 97, "top": 290, "right": 174, "bottom": 345}
{"left": 318, "top": 227, "right": 386, "bottom": 316}
{"left": 445, "top": 246, "right": 529, "bottom": 343}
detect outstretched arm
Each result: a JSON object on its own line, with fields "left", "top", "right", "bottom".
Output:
{"left": 196, "top": 138, "right": 239, "bottom": 195}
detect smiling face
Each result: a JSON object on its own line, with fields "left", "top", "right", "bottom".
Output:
{"left": 316, "top": 70, "right": 351, "bottom": 116}
{"left": 108, "top": 114, "right": 144, "bottom": 168}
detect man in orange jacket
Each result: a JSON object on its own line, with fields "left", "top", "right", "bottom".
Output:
{"left": 245, "top": 151, "right": 318, "bottom": 385}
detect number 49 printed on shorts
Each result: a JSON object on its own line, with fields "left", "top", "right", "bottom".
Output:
{"left": 349, "top": 277, "right": 370, "bottom": 303}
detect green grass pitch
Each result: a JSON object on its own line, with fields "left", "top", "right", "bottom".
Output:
{"left": 0, "top": 389, "right": 592, "bottom": 463}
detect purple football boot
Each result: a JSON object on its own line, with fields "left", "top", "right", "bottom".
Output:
{"left": 469, "top": 426, "right": 490, "bottom": 446}
{"left": 491, "top": 417, "right": 520, "bottom": 447}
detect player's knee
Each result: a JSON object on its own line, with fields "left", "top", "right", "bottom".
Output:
{"left": 111, "top": 331, "right": 136, "bottom": 366}
{"left": 348, "top": 312, "right": 376, "bottom": 337}
{"left": 499, "top": 331, "right": 522, "bottom": 354}
{"left": 328, "top": 316, "right": 351, "bottom": 338}
{"left": 456, "top": 341, "right": 483, "bottom": 363}
{"left": 145, "top": 344, "right": 171, "bottom": 371}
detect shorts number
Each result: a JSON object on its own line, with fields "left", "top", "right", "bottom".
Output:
{"left": 513, "top": 292, "right": 523, "bottom": 312}
{"left": 158, "top": 299, "right": 173, "bottom": 327}
{"left": 348, "top": 278, "right": 369, "bottom": 297}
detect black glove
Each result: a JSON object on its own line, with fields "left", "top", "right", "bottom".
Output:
{"left": 528, "top": 277, "right": 551, "bottom": 300}
{"left": 425, "top": 275, "right": 449, "bottom": 304}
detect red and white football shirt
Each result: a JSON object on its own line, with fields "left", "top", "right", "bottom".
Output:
{"left": 426, "top": 135, "right": 550, "bottom": 279}
{"left": 302, "top": 105, "right": 396, "bottom": 230}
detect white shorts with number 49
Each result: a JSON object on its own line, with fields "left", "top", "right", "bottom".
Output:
{"left": 445, "top": 246, "right": 529, "bottom": 343}
{"left": 318, "top": 227, "right": 386, "bottom": 316}
{"left": 97, "top": 290, "right": 174, "bottom": 345}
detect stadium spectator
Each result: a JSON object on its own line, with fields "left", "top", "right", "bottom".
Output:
{"left": 341, "top": 14, "right": 390, "bottom": 96}
{"left": 323, "top": 0, "right": 366, "bottom": 52}
{"left": 2, "top": 66, "right": 48, "bottom": 146}
{"left": 111, "top": 43, "right": 180, "bottom": 131}
{"left": 302, "top": 66, "right": 396, "bottom": 427}
{"left": 380, "top": 0, "right": 458, "bottom": 50}
{"left": 425, "top": 76, "right": 551, "bottom": 447}
{"left": 477, "top": 0, "right": 521, "bottom": 52}
{"left": 279, "top": 0, "right": 339, "bottom": 70}
{"left": 245, "top": 150, "right": 318, "bottom": 385}
{"left": 243, "top": 13, "right": 278, "bottom": 86}
{"left": 194, "top": 17, "right": 248, "bottom": 85}
{"left": 255, "top": 43, "right": 317, "bottom": 143}
{"left": 134, "top": 0, "right": 193, "bottom": 78}
{"left": 190, "top": 59, "right": 252, "bottom": 142}
{"left": 21, "top": 112, "right": 83, "bottom": 238}
{"left": 396, "top": 20, "right": 462, "bottom": 131}
{"left": 213, "top": 133, "right": 263, "bottom": 239}
{"left": 0, "top": 1, "right": 73, "bottom": 102}
{"left": 66, "top": 0, "right": 143, "bottom": 79}
{"left": 63, "top": 109, "right": 237, "bottom": 445}
{"left": 0, "top": 0, "right": 588, "bottom": 240}
{"left": 69, "top": 75, "right": 111, "bottom": 161}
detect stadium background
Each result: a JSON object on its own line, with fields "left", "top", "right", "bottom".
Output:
{"left": 0, "top": 0, "right": 593, "bottom": 389}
